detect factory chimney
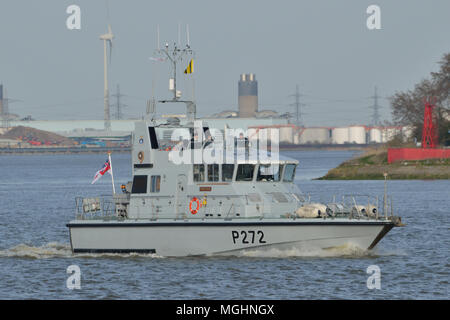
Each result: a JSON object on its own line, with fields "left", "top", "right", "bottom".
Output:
{"left": 238, "top": 73, "right": 258, "bottom": 117}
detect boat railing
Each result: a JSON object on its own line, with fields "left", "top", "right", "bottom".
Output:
{"left": 74, "top": 193, "right": 395, "bottom": 221}
{"left": 325, "top": 194, "right": 390, "bottom": 220}
{"left": 75, "top": 196, "right": 117, "bottom": 220}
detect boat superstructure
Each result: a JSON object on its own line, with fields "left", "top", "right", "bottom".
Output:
{"left": 67, "top": 116, "right": 403, "bottom": 256}
{"left": 67, "top": 41, "right": 403, "bottom": 257}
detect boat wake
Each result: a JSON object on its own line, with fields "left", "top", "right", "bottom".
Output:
{"left": 0, "top": 242, "right": 405, "bottom": 260}
{"left": 237, "top": 243, "right": 395, "bottom": 258}
{"left": 0, "top": 242, "right": 73, "bottom": 259}
{"left": 0, "top": 242, "right": 163, "bottom": 259}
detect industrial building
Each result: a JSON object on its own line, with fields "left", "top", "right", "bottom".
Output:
{"left": 6, "top": 117, "right": 289, "bottom": 140}
{"left": 1, "top": 71, "right": 413, "bottom": 147}
{"left": 0, "top": 84, "right": 20, "bottom": 129}
{"left": 248, "top": 124, "right": 412, "bottom": 145}
{"left": 238, "top": 73, "right": 258, "bottom": 117}
{"left": 298, "top": 127, "right": 331, "bottom": 144}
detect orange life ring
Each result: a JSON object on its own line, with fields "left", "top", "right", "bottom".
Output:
{"left": 189, "top": 197, "right": 200, "bottom": 215}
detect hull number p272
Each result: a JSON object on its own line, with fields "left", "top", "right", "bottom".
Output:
{"left": 231, "top": 230, "right": 266, "bottom": 244}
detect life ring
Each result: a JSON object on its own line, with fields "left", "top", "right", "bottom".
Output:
{"left": 189, "top": 197, "right": 200, "bottom": 215}
{"left": 138, "top": 151, "right": 144, "bottom": 163}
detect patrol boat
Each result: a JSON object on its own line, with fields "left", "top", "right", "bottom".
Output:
{"left": 67, "top": 43, "right": 403, "bottom": 257}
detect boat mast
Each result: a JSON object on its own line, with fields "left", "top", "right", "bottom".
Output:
{"left": 155, "top": 31, "right": 196, "bottom": 121}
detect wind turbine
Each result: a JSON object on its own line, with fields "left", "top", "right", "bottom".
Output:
{"left": 100, "top": 24, "right": 114, "bottom": 131}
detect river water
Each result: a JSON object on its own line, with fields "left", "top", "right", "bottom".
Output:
{"left": 0, "top": 151, "right": 448, "bottom": 299}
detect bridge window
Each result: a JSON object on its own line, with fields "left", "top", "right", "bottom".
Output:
{"left": 222, "top": 164, "right": 234, "bottom": 182}
{"left": 150, "top": 175, "right": 161, "bottom": 193}
{"left": 207, "top": 164, "right": 219, "bottom": 182}
{"left": 148, "top": 127, "right": 159, "bottom": 149}
{"left": 283, "top": 164, "right": 296, "bottom": 182}
{"left": 193, "top": 164, "right": 205, "bottom": 182}
{"left": 131, "top": 175, "right": 147, "bottom": 194}
{"left": 257, "top": 164, "right": 283, "bottom": 182}
{"left": 236, "top": 164, "right": 255, "bottom": 181}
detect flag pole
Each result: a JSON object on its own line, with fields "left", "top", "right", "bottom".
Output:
{"left": 108, "top": 152, "right": 116, "bottom": 194}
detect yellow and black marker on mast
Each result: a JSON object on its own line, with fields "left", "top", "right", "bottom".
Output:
{"left": 184, "top": 59, "right": 194, "bottom": 74}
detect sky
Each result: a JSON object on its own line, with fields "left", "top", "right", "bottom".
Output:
{"left": 0, "top": 0, "right": 449, "bottom": 126}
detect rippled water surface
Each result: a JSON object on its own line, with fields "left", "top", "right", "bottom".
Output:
{"left": 0, "top": 151, "right": 448, "bottom": 299}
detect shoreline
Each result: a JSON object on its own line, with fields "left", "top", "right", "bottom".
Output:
{"left": 0, "top": 146, "right": 131, "bottom": 155}
{"left": 317, "top": 148, "right": 450, "bottom": 180}
{"left": 0, "top": 144, "right": 371, "bottom": 155}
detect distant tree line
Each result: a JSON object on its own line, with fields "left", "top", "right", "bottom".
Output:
{"left": 390, "top": 53, "right": 450, "bottom": 146}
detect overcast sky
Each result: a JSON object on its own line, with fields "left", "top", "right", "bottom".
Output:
{"left": 0, "top": 0, "right": 449, "bottom": 126}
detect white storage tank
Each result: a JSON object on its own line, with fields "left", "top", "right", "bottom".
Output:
{"left": 331, "top": 127, "right": 349, "bottom": 144}
{"left": 401, "top": 126, "right": 414, "bottom": 142}
{"left": 299, "top": 127, "right": 330, "bottom": 144}
{"left": 348, "top": 126, "right": 366, "bottom": 144}
{"left": 382, "top": 127, "right": 401, "bottom": 142}
{"left": 258, "top": 127, "right": 278, "bottom": 143}
{"left": 293, "top": 132, "right": 300, "bottom": 144}
{"left": 369, "top": 127, "right": 382, "bottom": 143}
{"left": 279, "top": 126, "right": 293, "bottom": 144}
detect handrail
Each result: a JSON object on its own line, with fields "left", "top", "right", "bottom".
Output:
{"left": 225, "top": 203, "right": 235, "bottom": 219}
{"left": 75, "top": 196, "right": 116, "bottom": 220}
{"left": 75, "top": 191, "right": 394, "bottom": 222}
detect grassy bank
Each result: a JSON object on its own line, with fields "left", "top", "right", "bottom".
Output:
{"left": 318, "top": 148, "right": 450, "bottom": 180}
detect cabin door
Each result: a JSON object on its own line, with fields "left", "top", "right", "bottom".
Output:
{"left": 175, "top": 174, "right": 187, "bottom": 218}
